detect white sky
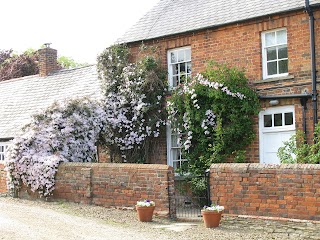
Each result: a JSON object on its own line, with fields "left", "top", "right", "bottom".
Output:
{"left": 0, "top": 0, "right": 159, "bottom": 64}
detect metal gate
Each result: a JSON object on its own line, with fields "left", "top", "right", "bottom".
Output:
{"left": 174, "top": 170, "right": 210, "bottom": 218}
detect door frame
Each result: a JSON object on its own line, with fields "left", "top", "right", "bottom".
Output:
{"left": 259, "top": 105, "right": 295, "bottom": 163}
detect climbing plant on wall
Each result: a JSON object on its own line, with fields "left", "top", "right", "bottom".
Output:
{"left": 5, "top": 98, "right": 107, "bottom": 196}
{"left": 97, "top": 44, "right": 167, "bottom": 163}
{"left": 5, "top": 44, "right": 167, "bottom": 196}
{"left": 167, "top": 62, "right": 260, "bottom": 175}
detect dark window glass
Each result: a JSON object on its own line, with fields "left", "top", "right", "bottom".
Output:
{"left": 187, "top": 62, "right": 192, "bottom": 73}
{"left": 180, "top": 63, "right": 186, "bottom": 73}
{"left": 264, "top": 115, "right": 272, "bottom": 127}
{"left": 267, "top": 62, "right": 277, "bottom": 75}
{"left": 278, "top": 46, "right": 288, "bottom": 59}
{"left": 172, "top": 65, "right": 178, "bottom": 74}
{"left": 285, "top": 112, "right": 293, "bottom": 125}
{"left": 279, "top": 60, "right": 288, "bottom": 74}
{"left": 274, "top": 113, "right": 283, "bottom": 126}
{"left": 267, "top": 48, "right": 277, "bottom": 61}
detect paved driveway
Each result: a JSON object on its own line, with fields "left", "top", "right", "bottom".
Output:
{"left": 0, "top": 197, "right": 319, "bottom": 240}
{"left": 0, "top": 198, "right": 163, "bottom": 240}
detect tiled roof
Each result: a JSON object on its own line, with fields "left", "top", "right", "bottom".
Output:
{"left": 0, "top": 65, "right": 102, "bottom": 139}
{"left": 120, "top": 0, "right": 320, "bottom": 43}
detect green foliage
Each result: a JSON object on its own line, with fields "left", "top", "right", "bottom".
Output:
{"left": 58, "top": 56, "right": 88, "bottom": 69}
{"left": 277, "top": 124, "right": 320, "bottom": 164}
{"left": 168, "top": 62, "right": 260, "bottom": 175}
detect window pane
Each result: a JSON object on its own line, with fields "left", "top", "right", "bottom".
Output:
{"left": 185, "top": 49, "right": 191, "bottom": 61}
{"left": 274, "top": 113, "right": 282, "bottom": 126}
{"left": 178, "top": 49, "right": 185, "bottom": 62}
{"left": 171, "top": 134, "right": 179, "bottom": 147}
{"left": 267, "top": 62, "right": 277, "bottom": 75}
{"left": 171, "top": 148, "right": 179, "bottom": 161}
{"left": 267, "top": 48, "right": 277, "bottom": 61}
{"left": 278, "top": 46, "right": 288, "bottom": 59}
{"left": 180, "top": 63, "right": 186, "bottom": 73}
{"left": 173, "top": 161, "right": 179, "bottom": 169}
{"left": 285, "top": 112, "right": 293, "bottom": 125}
{"left": 172, "top": 64, "right": 179, "bottom": 75}
{"left": 265, "top": 32, "right": 275, "bottom": 46}
{"left": 279, "top": 60, "right": 288, "bottom": 74}
{"left": 172, "top": 76, "right": 178, "bottom": 87}
{"left": 171, "top": 52, "right": 177, "bottom": 63}
{"left": 264, "top": 114, "right": 272, "bottom": 127}
{"left": 187, "top": 62, "right": 192, "bottom": 73}
{"left": 277, "top": 30, "right": 287, "bottom": 44}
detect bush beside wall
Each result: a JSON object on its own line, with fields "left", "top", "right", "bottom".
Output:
{"left": 210, "top": 163, "right": 320, "bottom": 221}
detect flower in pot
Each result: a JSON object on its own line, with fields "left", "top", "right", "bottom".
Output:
{"left": 135, "top": 200, "right": 156, "bottom": 222}
{"left": 201, "top": 204, "right": 224, "bottom": 228}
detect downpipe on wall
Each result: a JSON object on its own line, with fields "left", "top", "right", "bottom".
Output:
{"left": 305, "top": 0, "right": 318, "bottom": 128}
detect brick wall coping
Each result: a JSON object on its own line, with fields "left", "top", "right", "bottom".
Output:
{"left": 210, "top": 163, "right": 320, "bottom": 171}
{"left": 59, "top": 162, "right": 173, "bottom": 170}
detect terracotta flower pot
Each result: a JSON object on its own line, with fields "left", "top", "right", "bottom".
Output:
{"left": 136, "top": 206, "right": 155, "bottom": 222}
{"left": 201, "top": 210, "right": 223, "bottom": 228}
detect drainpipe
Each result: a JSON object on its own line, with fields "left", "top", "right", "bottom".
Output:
{"left": 300, "top": 98, "right": 308, "bottom": 140}
{"left": 305, "top": 0, "right": 318, "bottom": 127}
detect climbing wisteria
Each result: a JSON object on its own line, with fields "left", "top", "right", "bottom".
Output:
{"left": 167, "top": 73, "right": 246, "bottom": 151}
{"left": 97, "top": 45, "right": 167, "bottom": 162}
{"left": 167, "top": 63, "right": 260, "bottom": 175}
{"left": 5, "top": 44, "right": 168, "bottom": 196}
{"left": 5, "top": 98, "right": 108, "bottom": 196}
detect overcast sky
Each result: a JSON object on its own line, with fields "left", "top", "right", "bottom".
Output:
{"left": 0, "top": 0, "right": 159, "bottom": 64}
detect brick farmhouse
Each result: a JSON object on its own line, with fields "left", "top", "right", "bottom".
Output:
{"left": 119, "top": 0, "right": 320, "bottom": 167}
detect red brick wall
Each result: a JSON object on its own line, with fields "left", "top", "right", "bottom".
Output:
{"left": 0, "top": 163, "right": 7, "bottom": 193}
{"left": 127, "top": 8, "right": 320, "bottom": 163}
{"left": 48, "top": 163, "right": 175, "bottom": 217}
{"left": 210, "top": 163, "right": 320, "bottom": 221}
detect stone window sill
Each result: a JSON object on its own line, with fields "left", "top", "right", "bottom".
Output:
{"left": 253, "top": 75, "right": 294, "bottom": 84}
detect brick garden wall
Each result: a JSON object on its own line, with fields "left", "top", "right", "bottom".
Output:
{"left": 210, "top": 163, "right": 320, "bottom": 221}
{"left": 0, "top": 163, "right": 6, "bottom": 193}
{"left": 35, "top": 163, "right": 175, "bottom": 218}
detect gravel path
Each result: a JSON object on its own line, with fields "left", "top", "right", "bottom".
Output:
{"left": 0, "top": 196, "right": 319, "bottom": 240}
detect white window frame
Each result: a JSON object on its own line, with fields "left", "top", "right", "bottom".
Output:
{"left": 0, "top": 142, "right": 9, "bottom": 161}
{"left": 262, "top": 28, "right": 288, "bottom": 79}
{"left": 259, "top": 106, "right": 295, "bottom": 133}
{"left": 167, "top": 46, "right": 191, "bottom": 89}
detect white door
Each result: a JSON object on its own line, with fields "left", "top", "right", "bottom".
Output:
{"left": 259, "top": 106, "right": 295, "bottom": 164}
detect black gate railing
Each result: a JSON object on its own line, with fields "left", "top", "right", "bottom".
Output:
{"left": 174, "top": 170, "right": 211, "bottom": 218}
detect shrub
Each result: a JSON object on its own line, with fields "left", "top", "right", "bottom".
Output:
{"left": 277, "top": 124, "right": 320, "bottom": 164}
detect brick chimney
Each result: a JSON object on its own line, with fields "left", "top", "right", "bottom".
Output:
{"left": 38, "top": 43, "right": 58, "bottom": 77}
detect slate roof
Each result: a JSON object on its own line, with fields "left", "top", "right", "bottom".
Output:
{"left": 120, "top": 0, "right": 320, "bottom": 43}
{"left": 0, "top": 65, "right": 102, "bottom": 139}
